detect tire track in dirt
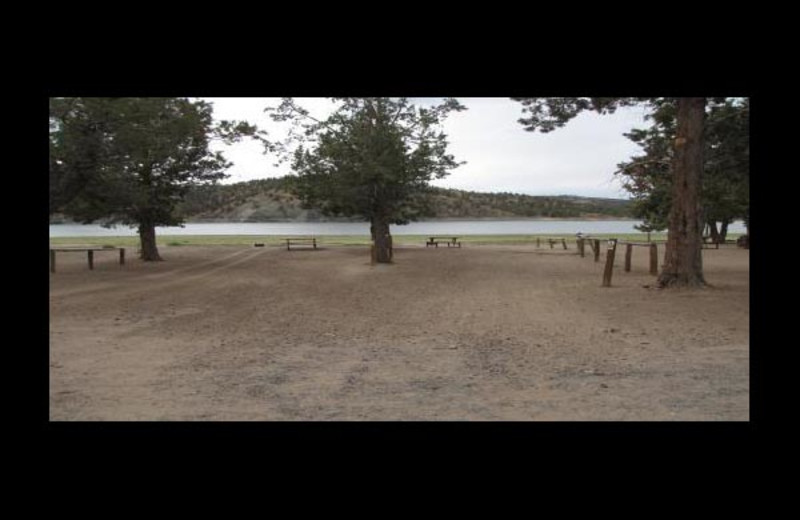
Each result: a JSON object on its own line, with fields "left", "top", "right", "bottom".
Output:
{"left": 96, "top": 246, "right": 274, "bottom": 341}
{"left": 49, "top": 248, "right": 257, "bottom": 300}
{"left": 50, "top": 245, "right": 750, "bottom": 420}
{"left": 141, "top": 248, "right": 254, "bottom": 280}
{"left": 50, "top": 248, "right": 273, "bottom": 419}
{"left": 149, "top": 248, "right": 268, "bottom": 292}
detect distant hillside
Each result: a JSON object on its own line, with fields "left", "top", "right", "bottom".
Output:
{"left": 174, "top": 177, "right": 633, "bottom": 222}
{"left": 424, "top": 188, "right": 631, "bottom": 220}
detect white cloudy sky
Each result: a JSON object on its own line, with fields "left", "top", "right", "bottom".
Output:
{"left": 202, "top": 97, "right": 652, "bottom": 199}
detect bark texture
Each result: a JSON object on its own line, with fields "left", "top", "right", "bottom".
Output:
{"left": 657, "top": 97, "right": 707, "bottom": 288}
{"left": 372, "top": 218, "right": 393, "bottom": 263}
{"left": 138, "top": 221, "right": 163, "bottom": 261}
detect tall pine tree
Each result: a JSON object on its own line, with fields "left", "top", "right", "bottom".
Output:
{"left": 50, "top": 97, "right": 259, "bottom": 260}
{"left": 267, "top": 97, "right": 465, "bottom": 263}
{"left": 512, "top": 97, "right": 712, "bottom": 288}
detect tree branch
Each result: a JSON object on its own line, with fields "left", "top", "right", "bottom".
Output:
{"left": 614, "top": 158, "right": 671, "bottom": 175}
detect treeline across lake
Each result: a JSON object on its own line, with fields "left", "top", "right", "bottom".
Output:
{"left": 165, "top": 177, "right": 633, "bottom": 222}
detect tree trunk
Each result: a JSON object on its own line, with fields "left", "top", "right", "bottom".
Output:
{"left": 138, "top": 220, "right": 163, "bottom": 261}
{"left": 372, "top": 218, "right": 393, "bottom": 263}
{"left": 719, "top": 218, "right": 729, "bottom": 242}
{"left": 706, "top": 219, "right": 719, "bottom": 244}
{"left": 657, "top": 97, "right": 706, "bottom": 288}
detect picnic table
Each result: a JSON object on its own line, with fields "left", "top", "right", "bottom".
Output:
{"left": 426, "top": 236, "right": 461, "bottom": 248}
{"left": 50, "top": 246, "right": 125, "bottom": 273}
{"left": 285, "top": 237, "right": 318, "bottom": 250}
{"left": 702, "top": 236, "right": 738, "bottom": 249}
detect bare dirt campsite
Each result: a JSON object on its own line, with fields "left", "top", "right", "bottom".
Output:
{"left": 49, "top": 242, "right": 749, "bottom": 421}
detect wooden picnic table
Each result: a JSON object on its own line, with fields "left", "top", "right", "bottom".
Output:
{"left": 50, "top": 246, "right": 125, "bottom": 273}
{"left": 426, "top": 236, "right": 461, "bottom": 248}
{"left": 285, "top": 237, "right": 318, "bottom": 250}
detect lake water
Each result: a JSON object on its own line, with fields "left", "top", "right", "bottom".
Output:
{"left": 49, "top": 220, "right": 747, "bottom": 237}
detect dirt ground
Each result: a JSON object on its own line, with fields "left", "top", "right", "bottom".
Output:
{"left": 49, "top": 242, "right": 749, "bottom": 421}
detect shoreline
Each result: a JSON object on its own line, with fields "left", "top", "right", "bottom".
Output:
{"left": 50, "top": 216, "right": 639, "bottom": 225}
{"left": 48, "top": 232, "right": 744, "bottom": 248}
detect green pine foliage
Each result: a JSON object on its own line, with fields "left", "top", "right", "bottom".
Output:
{"left": 50, "top": 97, "right": 262, "bottom": 259}
{"left": 50, "top": 97, "right": 262, "bottom": 228}
{"left": 614, "top": 98, "right": 749, "bottom": 233}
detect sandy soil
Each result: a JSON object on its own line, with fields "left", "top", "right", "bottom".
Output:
{"left": 49, "top": 242, "right": 749, "bottom": 421}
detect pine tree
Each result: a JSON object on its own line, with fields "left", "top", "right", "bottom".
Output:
{"left": 267, "top": 97, "right": 465, "bottom": 263}
{"left": 512, "top": 97, "right": 718, "bottom": 288}
{"left": 50, "top": 97, "right": 260, "bottom": 260}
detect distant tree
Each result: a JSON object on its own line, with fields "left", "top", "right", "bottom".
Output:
{"left": 512, "top": 97, "right": 711, "bottom": 288}
{"left": 702, "top": 98, "right": 749, "bottom": 241}
{"left": 615, "top": 98, "right": 749, "bottom": 243}
{"left": 614, "top": 102, "right": 675, "bottom": 234}
{"left": 50, "top": 97, "right": 261, "bottom": 260}
{"left": 267, "top": 97, "right": 466, "bottom": 263}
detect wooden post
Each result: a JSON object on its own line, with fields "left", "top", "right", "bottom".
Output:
{"left": 88, "top": 250, "right": 94, "bottom": 270}
{"left": 594, "top": 239, "right": 600, "bottom": 262}
{"left": 50, "top": 250, "right": 56, "bottom": 273}
{"left": 625, "top": 243, "right": 633, "bottom": 272}
{"left": 536, "top": 237, "right": 540, "bottom": 248}
{"left": 549, "top": 239, "right": 554, "bottom": 249}
{"left": 119, "top": 248, "right": 125, "bottom": 265}
{"left": 602, "top": 239, "right": 617, "bottom": 287}
{"left": 578, "top": 238, "right": 584, "bottom": 257}
{"left": 649, "top": 243, "right": 658, "bottom": 275}
{"left": 562, "top": 238, "right": 568, "bottom": 250}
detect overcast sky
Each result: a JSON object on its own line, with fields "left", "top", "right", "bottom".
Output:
{"left": 202, "top": 97, "right": 652, "bottom": 199}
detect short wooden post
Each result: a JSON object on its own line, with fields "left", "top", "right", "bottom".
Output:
{"left": 119, "top": 248, "right": 125, "bottom": 265}
{"left": 88, "top": 250, "right": 94, "bottom": 270}
{"left": 549, "top": 239, "right": 554, "bottom": 249}
{"left": 536, "top": 237, "right": 540, "bottom": 248}
{"left": 286, "top": 240, "right": 291, "bottom": 251}
{"left": 625, "top": 243, "right": 633, "bottom": 272}
{"left": 594, "top": 239, "right": 600, "bottom": 262}
{"left": 649, "top": 243, "right": 658, "bottom": 275}
{"left": 578, "top": 238, "right": 584, "bottom": 257}
{"left": 50, "top": 250, "right": 56, "bottom": 273}
{"left": 602, "top": 239, "right": 617, "bottom": 287}
{"left": 562, "top": 238, "right": 568, "bottom": 250}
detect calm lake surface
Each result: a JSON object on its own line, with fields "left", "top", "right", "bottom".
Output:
{"left": 49, "top": 220, "right": 747, "bottom": 237}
